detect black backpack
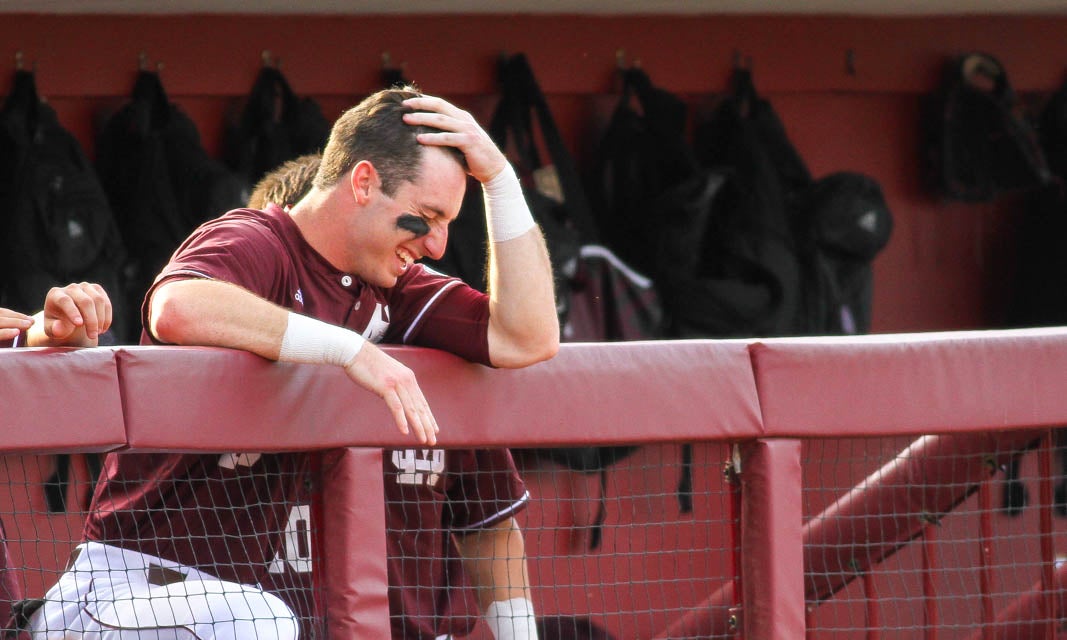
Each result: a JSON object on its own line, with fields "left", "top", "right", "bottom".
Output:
{"left": 791, "top": 171, "right": 893, "bottom": 335}
{"left": 923, "top": 51, "right": 1051, "bottom": 202}
{"left": 589, "top": 66, "right": 702, "bottom": 277}
{"left": 222, "top": 64, "right": 331, "bottom": 193}
{"left": 96, "top": 70, "right": 245, "bottom": 342}
{"left": 670, "top": 67, "right": 805, "bottom": 339}
{"left": 0, "top": 69, "right": 127, "bottom": 341}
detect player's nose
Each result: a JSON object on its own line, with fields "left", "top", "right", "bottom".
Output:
{"left": 422, "top": 225, "right": 448, "bottom": 261}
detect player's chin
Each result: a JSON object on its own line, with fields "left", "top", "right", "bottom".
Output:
{"left": 374, "top": 270, "right": 402, "bottom": 289}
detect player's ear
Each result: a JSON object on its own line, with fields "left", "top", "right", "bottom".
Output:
{"left": 350, "top": 160, "right": 378, "bottom": 204}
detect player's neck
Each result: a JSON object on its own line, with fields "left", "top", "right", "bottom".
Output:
{"left": 288, "top": 187, "right": 352, "bottom": 273}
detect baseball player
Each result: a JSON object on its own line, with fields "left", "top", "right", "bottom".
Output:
{"left": 1, "top": 283, "right": 113, "bottom": 635}
{"left": 28, "top": 88, "right": 556, "bottom": 640}
{"left": 248, "top": 150, "right": 546, "bottom": 640}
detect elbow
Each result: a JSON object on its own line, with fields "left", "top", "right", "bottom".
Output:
{"left": 521, "top": 336, "right": 560, "bottom": 367}
{"left": 516, "top": 320, "right": 560, "bottom": 366}
{"left": 537, "top": 332, "right": 561, "bottom": 363}
{"left": 147, "top": 284, "right": 195, "bottom": 345}
{"left": 493, "top": 326, "right": 559, "bottom": 369}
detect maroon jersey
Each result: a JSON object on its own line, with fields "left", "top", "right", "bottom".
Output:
{"left": 83, "top": 204, "right": 502, "bottom": 590}
{"left": 385, "top": 447, "right": 528, "bottom": 639}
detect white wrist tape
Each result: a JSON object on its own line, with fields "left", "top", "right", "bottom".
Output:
{"left": 484, "top": 163, "right": 537, "bottom": 243}
{"left": 484, "top": 597, "right": 538, "bottom": 640}
{"left": 278, "top": 311, "right": 365, "bottom": 367}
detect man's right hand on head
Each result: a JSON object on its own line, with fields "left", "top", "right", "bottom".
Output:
{"left": 343, "top": 343, "right": 439, "bottom": 446}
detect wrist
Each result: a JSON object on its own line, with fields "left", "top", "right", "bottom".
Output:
{"left": 484, "top": 597, "right": 538, "bottom": 640}
{"left": 278, "top": 311, "right": 365, "bottom": 367}
{"left": 484, "top": 163, "right": 536, "bottom": 243}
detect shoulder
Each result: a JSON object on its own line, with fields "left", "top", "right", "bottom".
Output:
{"left": 175, "top": 206, "right": 293, "bottom": 263}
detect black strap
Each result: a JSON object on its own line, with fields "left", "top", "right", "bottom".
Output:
{"left": 1, "top": 69, "right": 40, "bottom": 127}
{"left": 243, "top": 66, "right": 299, "bottom": 130}
{"left": 492, "top": 53, "right": 599, "bottom": 244}
{"left": 130, "top": 69, "right": 171, "bottom": 131}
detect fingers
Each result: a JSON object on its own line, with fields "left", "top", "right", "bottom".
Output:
{"left": 44, "top": 282, "right": 112, "bottom": 341}
{"left": 402, "top": 96, "right": 506, "bottom": 183}
{"left": 345, "top": 344, "right": 440, "bottom": 446}
{"left": 402, "top": 95, "right": 471, "bottom": 122}
{"left": 397, "top": 383, "right": 440, "bottom": 446}
{"left": 0, "top": 308, "right": 34, "bottom": 338}
{"left": 384, "top": 384, "right": 438, "bottom": 446}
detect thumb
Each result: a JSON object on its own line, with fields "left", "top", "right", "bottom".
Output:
{"left": 48, "top": 317, "right": 77, "bottom": 341}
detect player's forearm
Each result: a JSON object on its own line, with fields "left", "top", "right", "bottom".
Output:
{"left": 147, "top": 279, "right": 288, "bottom": 359}
{"left": 482, "top": 166, "right": 560, "bottom": 368}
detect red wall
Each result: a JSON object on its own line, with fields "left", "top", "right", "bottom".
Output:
{"left": 2, "top": 12, "right": 1064, "bottom": 333}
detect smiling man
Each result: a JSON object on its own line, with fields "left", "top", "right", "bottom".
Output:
{"left": 28, "top": 88, "right": 558, "bottom": 640}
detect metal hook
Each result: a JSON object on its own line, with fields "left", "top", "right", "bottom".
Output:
{"left": 14, "top": 50, "right": 23, "bottom": 71}
{"left": 139, "top": 51, "right": 149, "bottom": 71}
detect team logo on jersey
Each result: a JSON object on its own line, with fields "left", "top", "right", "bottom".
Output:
{"left": 391, "top": 449, "right": 444, "bottom": 488}
{"left": 362, "top": 302, "right": 391, "bottom": 343}
{"left": 294, "top": 289, "right": 304, "bottom": 305}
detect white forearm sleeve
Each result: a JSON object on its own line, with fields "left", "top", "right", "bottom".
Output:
{"left": 484, "top": 163, "right": 537, "bottom": 243}
{"left": 278, "top": 311, "right": 365, "bottom": 367}
{"left": 484, "top": 597, "right": 538, "bottom": 640}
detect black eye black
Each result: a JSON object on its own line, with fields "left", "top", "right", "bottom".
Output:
{"left": 397, "top": 214, "right": 431, "bottom": 237}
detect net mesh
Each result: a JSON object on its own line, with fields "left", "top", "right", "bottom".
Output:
{"left": 1, "top": 435, "right": 1065, "bottom": 638}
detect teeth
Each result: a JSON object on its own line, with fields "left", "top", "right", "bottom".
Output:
{"left": 397, "top": 249, "right": 414, "bottom": 269}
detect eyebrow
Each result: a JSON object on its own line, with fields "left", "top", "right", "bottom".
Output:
{"left": 418, "top": 202, "right": 459, "bottom": 225}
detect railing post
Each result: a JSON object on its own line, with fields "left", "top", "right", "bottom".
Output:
{"left": 740, "top": 438, "right": 805, "bottom": 639}
{"left": 319, "top": 447, "right": 391, "bottom": 639}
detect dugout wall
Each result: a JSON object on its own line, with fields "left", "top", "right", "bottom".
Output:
{"left": 0, "top": 11, "right": 1065, "bottom": 335}
{"left": 4, "top": 329, "right": 1067, "bottom": 638}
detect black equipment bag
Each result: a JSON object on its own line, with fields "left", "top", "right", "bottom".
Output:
{"left": 0, "top": 69, "right": 127, "bottom": 341}
{"left": 923, "top": 51, "right": 1051, "bottom": 202}
{"left": 222, "top": 64, "right": 331, "bottom": 193}
{"left": 589, "top": 66, "right": 702, "bottom": 277}
{"left": 791, "top": 171, "right": 893, "bottom": 335}
{"left": 670, "top": 66, "right": 805, "bottom": 338}
{"left": 96, "top": 70, "right": 245, "bottom": 343}
{"left": 590, "top": 65, "right": 771, "bottom": 342}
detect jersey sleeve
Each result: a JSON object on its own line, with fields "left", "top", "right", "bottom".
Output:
{"left": 443, "top": 449, "right": 529, "bottom": 532}
{"left": 141, "top": 211, "right": 288, "bottom": 342}
{"left": 386, "top": 265, "right": 491, "bottom": 366}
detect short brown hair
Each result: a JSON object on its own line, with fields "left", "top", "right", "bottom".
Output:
{"left": 314, "top": 86, "right": 463, "bottom": 196}
{"left": 247, "top": 153, "right": 321, "bottom": 209}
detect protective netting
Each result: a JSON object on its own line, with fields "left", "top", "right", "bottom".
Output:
{"left": 3, "top": 434, "right": 1066, "bottom": 639}
{"left": 803, "top": 434, "right": 1067, "bottom": 639}
{"left": 0, "top": 452, "right": 322, "bottom": 640}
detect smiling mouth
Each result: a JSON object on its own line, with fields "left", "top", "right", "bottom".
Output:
{"left": 397, "top": 248, "right": 415, "bottom": 271}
